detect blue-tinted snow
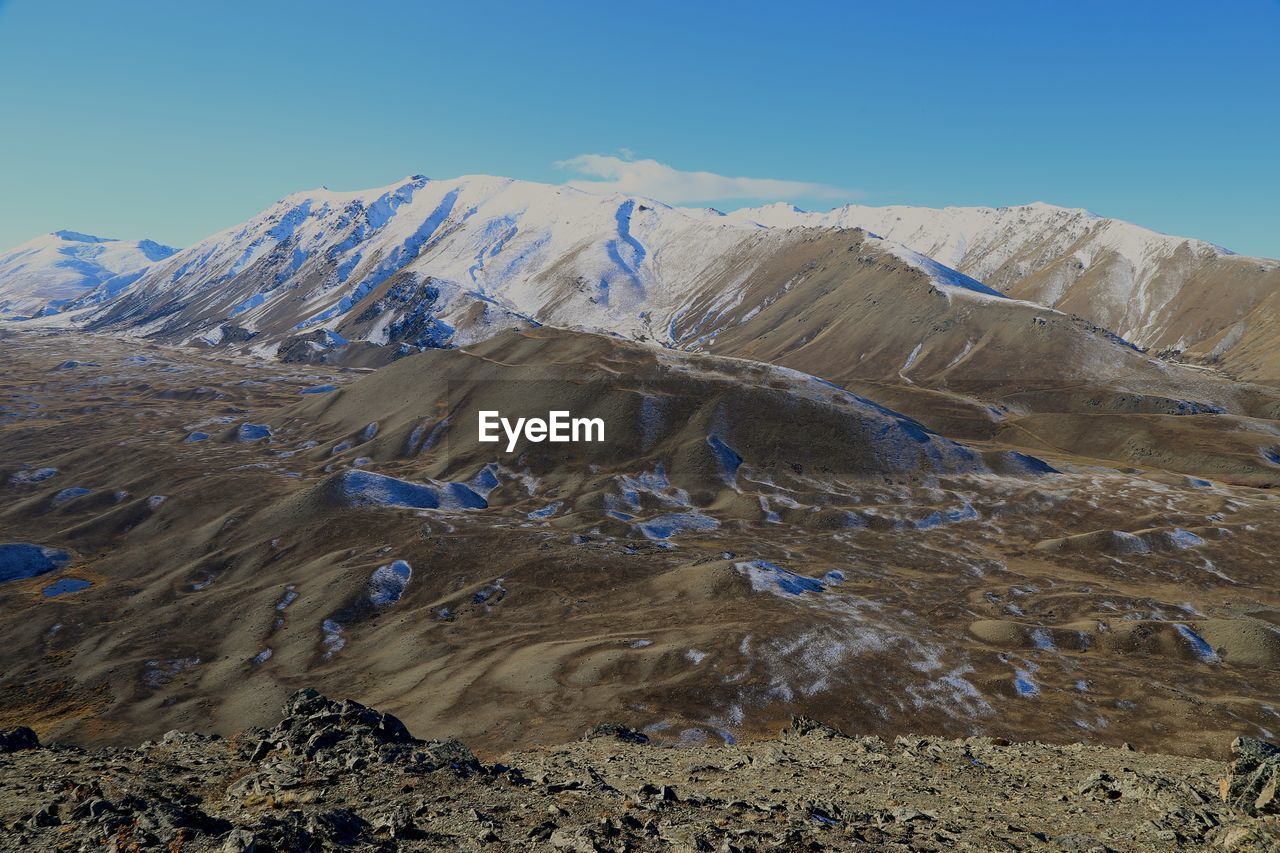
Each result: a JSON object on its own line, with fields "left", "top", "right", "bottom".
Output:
{"left": 497, "top": 232, "right": 550, "bottom": 280}
{"left": 1172, "top": 400, "right": 1226, "bottom": 415}
{"left": 267, "top": 199, "right": 312, "bottom": 241}
{"left": 49, "top": 487, "right": 91, "bottom": 508}
{"left": 1168, "top": 528, "right": 1205, "bottom": 549}
{"left": 307, "top": 187, "right": 460, "bottom": 329}
{"left": 134, "top": 238, "right": 176, "bottom": 262}
{"left": 230, "top": 293, "right": 266, "bottom": 317}
{"left": 332, "top": 470, "right": 488, "bottom": 511}
{"left": 913, "top": 511, "right": 944, "bottom": 530}
{"left": 527, "top": 501, "right": 563, "bottom": 520}
{"left": 276, "top": 246, "right": 309, "bottom": 283}
{"left": 472, "top": 578, "right": 507, "bottom": 605}
{"left": 236, "top": 423, "right": 272, "bottom": 441}
{"left": 81, "top": 268, "right": 148, "bottom": 304}
{"left": 998, "top": 448, "right": 1059, "bottom": 473}
{"left": 467, "top": 463, "right": 501, "bottom": 497}
{"left": 1013, "top": 672, "right": 1040, "bottom": 696}
{"left": 9, "top": 467, "right": 58, "bottom": 485}
{"left": 330, "top": 249, "right": 363, "bottom": 284}
{"left": 706, "top": 435, "right": 742, "bottom": 487}
{"left": 300, "top": 384, "right": 337, "bottom": 395}
{"left": 276, "top": 585, "right": 298, "bottom": 611}
{"left": 0, "top": 544, "right": 72, "bottom": 583}
{"left": 1264, "top": 447, "right": 1280, "bottom": 466}
{"left": 603, "top": 200, "right": 647, "bottom": 298}
{"left": 1030, "top": 628, "right": 1055, "bottom": 650}
{"left": 42, "top": 577, "right": 92, "bottom": 597}
{"left": 184, "top": 431, "right": 210, "bottom": 443}
{"left": 408, "top": 410, "right": 456, "bottom": 455}
{"left": 612, "top": 463, "right": 690, "bottom": 514}
{"left": 915, "top": 253, "right": 1007, "bottom": 297}
{"left": 758, "top": 495, "right": 782, "bottom": 523}
{"left": 322, "top": 619, "right": 345, "bottom": 659}
{"left": 1175, "top": 624, "right": 1219, "bottom": 663}
{"left": 767, "top": 364, "right": 1008, "bottom": 475}
{"left": 362, "top": 422, "right": 379, "bottom": 441}
{"left": 467, "top": 216, "right": 519, "bottom": 285}
{"left": 368, "top": 560, "right": 412, "bottom": 607}
{"left": 914, "top": 502, "right": 979, "bottom": 529}
{"left": 53, "top": 229, "right": 109, "bottom": 243}
{"left": 735, "top": 560, "right": 834, "bottom": 596}
{"left": 638, "top": 511, "right": 720, "bottom": 540}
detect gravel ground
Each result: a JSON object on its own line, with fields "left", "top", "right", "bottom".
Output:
{"left": 0, "top": 690, "right": 1277, "bottom": 851}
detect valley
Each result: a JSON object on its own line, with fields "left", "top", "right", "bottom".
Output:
{"left": 2, "top": 328, "right": 1277, "bottom": 763}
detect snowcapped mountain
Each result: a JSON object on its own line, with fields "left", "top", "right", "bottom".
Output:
{"left": 49, "top": 174, "right": 1230, "bottom": 435}
{"left": 0, "top": 230, "right": 176, "bottom": 320}
{"left": 6, "top": 174, "right": 1271, "bottom": 391}
{"left": 77, "top": 174, "right": 1015, "bottom": 359}
{"left": 729, "top": 201, "right": 1280, "bottom": 359}
{"left": 0, "top": 174, "right": 1264, "bottom": 468}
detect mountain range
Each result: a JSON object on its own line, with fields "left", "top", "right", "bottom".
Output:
{"left": 4, "top": 176, "right": 1276, "bottom": 380}
{"left": 732, "top": 200, "right": 1280, "bottom": 373}
{"left": 4, "top": 175, "right": 1278, "bottom": 480}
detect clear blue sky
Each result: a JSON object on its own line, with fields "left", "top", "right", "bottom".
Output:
{"left": 1, "top": 0, "right": 1276, "bottom": 256}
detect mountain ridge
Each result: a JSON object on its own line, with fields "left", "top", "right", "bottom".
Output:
{"left": 729, "top": 199, "right": 1280, "bottom": 368}
{"left": 3, "top": 174, "right": 1277, "bottom": 379}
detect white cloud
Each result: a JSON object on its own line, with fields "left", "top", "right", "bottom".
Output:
{"left": 555, "top": 154, "right": 857, "bottom": 205}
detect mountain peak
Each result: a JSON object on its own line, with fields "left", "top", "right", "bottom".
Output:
{"left": 52, "top": 229, "right": 113, "bottom": 243}
{"left": 758, "top": 201, "right": 807, "bottom": 214}
{"left": 1, "top": 231, "right": 180, "bottom": 320}
{"left": 136, "top": 239, "right": 179, "bottom": 262}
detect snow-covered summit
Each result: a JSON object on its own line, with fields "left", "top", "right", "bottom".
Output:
{"left": 728, "top": 199, "right": 1265, "bottom": 346}
{"left": 730, "top": 200, "right": 1232, "bottom": 272}
{"left": 8, "top": 174, "right": 1270, "bottom": 369}
{"left": 78, "top": 173, "right": 1017, "bottom": 357}
{"left": 0, "top": 230, "right": 177, "bottom": 320}
{"left": 66, "top": 175, "right": 811, "bottom": 346}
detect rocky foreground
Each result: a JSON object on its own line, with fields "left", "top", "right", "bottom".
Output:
{"left": 0, "top": 691, "right": 1277, "bottom": 852}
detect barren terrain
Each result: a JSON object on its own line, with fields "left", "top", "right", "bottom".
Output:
{"left": 2, "top": 328, "right": 1277, "bottom": 765}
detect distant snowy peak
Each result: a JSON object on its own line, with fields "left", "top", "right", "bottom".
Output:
{"left": 728, "top": 199, "right": 1271, "bottom": 349}
{"left": 52, "top": 229, "right": 113, "bottom": 244}
{"left": 731, "top": 200, "right": 1233, "bottom": 270}
{"left": 11, "top": 172, "right": 1266, "bottom": 372}
{"left": 82, "top": 173, "right": 797, "bottom": 352}
{"left": 0, "top": 231, "right": 178, "bottom": 319}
